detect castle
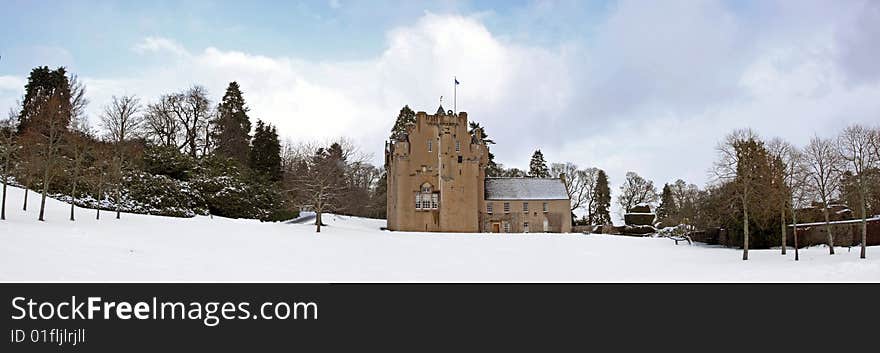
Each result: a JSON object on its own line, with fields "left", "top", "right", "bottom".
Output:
{"left": 385, "top": 106, "right": 571, "bottom": 233}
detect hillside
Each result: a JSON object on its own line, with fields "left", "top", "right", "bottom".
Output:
{"left": 1, "top": 185, "right": 877, "bottom": 282}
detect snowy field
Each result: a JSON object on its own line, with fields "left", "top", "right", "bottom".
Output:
{"left": 1, "top": 185, "right": 878, "bottom": 282}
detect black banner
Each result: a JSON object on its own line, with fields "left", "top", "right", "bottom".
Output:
{"left": 1, "top": 284, "right": 876, "bottom": 351}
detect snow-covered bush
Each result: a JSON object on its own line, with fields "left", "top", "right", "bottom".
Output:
{"left": 120, "top": 170, "right": 207, "bottom": 217}
{"left": 143, "top": 146, "right": 196, "bottom": 180}
{"left": 656, "top": 224, "right": 692, "bottom": 238}
{"left": 190, "top": 156, "right": 286, "bottom": 221}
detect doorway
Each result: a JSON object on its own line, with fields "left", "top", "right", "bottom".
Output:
{"left": 492, "top": 223, "right": 501, "bottom": 233}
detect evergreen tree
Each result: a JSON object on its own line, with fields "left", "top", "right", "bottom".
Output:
{"left": 212, "top": 82, "right": 252, "bottom": 166}
{"left": 468, "top": 121, "right": 502, "bottom": 177}
{"left": 18, "top": 66, "right": 72, "bottom": 134}
{"left": 389, "top": 105, "right": 415, "bottom": 140}
{"left": 656, "top": 183, "right": 678, "bottom": 226}
{"left": 593, "top": 169, "right": 612, "bottom": 225}
{"left": 528, "top": 149, "right": 549, "bottom": 177}
{"left": 250, "top": 120, "right": 282, "bottom": 181}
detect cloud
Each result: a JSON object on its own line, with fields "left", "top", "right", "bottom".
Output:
{"left": 82, "top": 13, "right": 573, "bottom": 165}
{"left": 132, "top": 36, "right": 190, "bottom": 57}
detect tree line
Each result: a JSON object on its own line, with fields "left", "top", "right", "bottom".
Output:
{"left": 0, "top": 66, "right": 388, "bottom": 232}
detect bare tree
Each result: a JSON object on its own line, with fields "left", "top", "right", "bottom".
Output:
{"left": 838, "top": 124, "right": 879, "bottom": 259}
{"left": 550, "top": 163, "right": 596, "bottom": 215}
{"left": 180, "top": 86, "right": 212, "bottom": 158}
{"left": 68, "top": 74, "right": 90, "bottom": 132}
{"left": 90, "top": 145, "right": 112, "bottom": 220}
{"left": 767, "top": 138, "right": 793, "bottom": 255}
{"left": 786, "top": 147, "right": 810, "bottom": 261}
{"left": 804, "top": 135, "right": 844, "bottom": 255}
{"left": 670, "top": 179, "right": 700, "bottom": 226}
{"left": 713, "top": 128, "right": 765, "bottom": 261}
{"left": 64, "top": 132, "right": 93, "bottom": 221}
{"left": 100, "top": 95, "right": 142, "bottom": 219}
{"left": 0, "top": 112, "right": 18, "bottom": 220}
{"left": 101, "top": 95, "right": 143, "bottom": 143}
{"left": 617, "top": 171, "right": 658, "bottom": 216}
{"left": 293, "top": 144, "right": 348, "bottom": 233}
{"left": 22, "top": 91, "right": 69, "bottom": 221}
{"left": 142, "top": 87, "right": 212, "bottom": 157}
{"left": 144, "top": 95, "right": 182, "bottom": 148}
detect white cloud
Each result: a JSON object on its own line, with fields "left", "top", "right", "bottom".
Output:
{"left": 132, "top": 36, "right": 190, "bottom": 57}
{"left": 84, "top": 13, "right": 573, "bottom": 165}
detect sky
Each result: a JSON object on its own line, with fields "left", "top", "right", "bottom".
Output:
{"left": 2, "top": 0, "right": 879, "bottom": 216}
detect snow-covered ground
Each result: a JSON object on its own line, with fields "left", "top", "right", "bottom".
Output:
{"left": 1, "top": 185, "right": 878, "bottom": 282}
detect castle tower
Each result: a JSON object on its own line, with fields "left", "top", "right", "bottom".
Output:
{"left": 385, "top": 106, "right": 488, "bottom": 232}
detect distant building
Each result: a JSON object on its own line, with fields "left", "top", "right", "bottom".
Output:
{"left": 384, "top": 106, "right": 571, "bottom": 233}
{"left": 788, "top": 216, "right": 880, "bottom": 247}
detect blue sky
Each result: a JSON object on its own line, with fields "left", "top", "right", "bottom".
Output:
{"left": 1, "top": 0, "right": 610, "bottom": 75}
{"left": 2, "top": 0, "right": 879, "bottom": 217}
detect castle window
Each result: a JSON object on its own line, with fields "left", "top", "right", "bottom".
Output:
{"left": 523, "top": 202, "right": 529, "bottom": 213}
{"left": 455, "top": 140, "right": 460, "bottom": 153}
{"left": 503, "top": 222, "right": 511, "bottom": 233}
{"left": 427, "top": 139, "right": 432, "bottom": 152}
{"left": 487, "top": 203, "right": 493, "bottom": 214}
{"left": 416, "top": 183, "right": 438, "bottom": 210}
{"left": 543, "top": 202, "right": 548, "bottom": 213}
{"left": 523, "top": 222, "right": 529, "bottom": 233}
{"left": 503, "top": 202, "right": 510, "bottom": 213}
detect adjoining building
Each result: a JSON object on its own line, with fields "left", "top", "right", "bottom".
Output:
{"left": 384, "top": 106, "right": 571, "bottom": 233}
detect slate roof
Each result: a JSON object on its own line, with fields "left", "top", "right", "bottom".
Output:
{"left": 484, "top": 178, "right": 569, "bottom": 200}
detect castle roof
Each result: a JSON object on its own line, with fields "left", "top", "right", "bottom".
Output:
{"left": 485, "top": 178, "right": 569, "bottom": 200}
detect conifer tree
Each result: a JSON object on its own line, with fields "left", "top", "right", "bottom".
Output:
{"left": 529, "top": 149, "right": 549, "bottom": 177}
{"left": 656, "top": 183, "right": 678, "bottom": 226}
{"left": 390, "top": 105, "right": 415, "bottom": 140}
{"left": 18, "top": 66, "right": 72, "bottom": 133}
{"left": 250, "top": 120, "right": 282, "bottom": 181}
{"left": 468, "top": 121, "right": 502, "bottom": 177}
{"left": 593, "top": 169, "right": 612, "bottom": 225}
{"left": 212, "top": 82, "right": 252, "bottom": 166}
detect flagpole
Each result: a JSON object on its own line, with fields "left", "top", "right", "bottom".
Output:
{"left": 454, "top": 76, "right": 457, "bottom": 115}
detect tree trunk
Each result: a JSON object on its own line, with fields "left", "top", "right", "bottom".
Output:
{"left": 38, "top": 189, "right": 48, "bottom": 222}
{"left": 822, "top": 206, "right": 834, "bottom": 255}
{"left": 96, "top": 176, "right": 103, "bottom": 220}
{"left": 69, "top": 180, "right": 77, "bottom": 221}
{"left": 792, "top": 203, "right": 799, "bottom": 261}
{"left": 115, "top": 185, "right": 121, "bottom": 219}
{"left": 39, "top": 169, "right": 50, "bottom": 221}
{"left": 1, "top": 177, "right": 6, "bottom": 220}
{"left": 315, "top": 210, "right": 322, "bottom": 233}
{"left": 860, "top": 189, "right": 867, "bottom": 259}
{"left": 23, "top": 186, "right": 28, "bottom": 211}
{"left": 742, "top": 195, "right": 749, "bottom": 261}
{"left": 780, "top": 207, "right": 787, "bottom": 255}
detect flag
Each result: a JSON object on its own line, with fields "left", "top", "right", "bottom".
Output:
{"left": 455, "top": 78, "right": 460, "bottom": 85}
